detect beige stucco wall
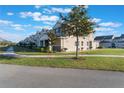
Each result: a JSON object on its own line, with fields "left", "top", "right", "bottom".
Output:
{"left": 54, "top": 33, "right": 96, "bottom": 52}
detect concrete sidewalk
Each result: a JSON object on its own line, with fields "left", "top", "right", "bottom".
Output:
{"left": 1, "top": 52, "right": 124, "bottom": 58}
{"left": 19, "top": 54, "right": 124, "bottom": 58}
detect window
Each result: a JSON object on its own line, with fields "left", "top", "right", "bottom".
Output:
{"left": 75, "top": 42, "right": 77, "bottom": 46}
{"left": 89, "top": 41, "right": 92, "bottom": 49}
{"left": 75, "top": 41, "right": 79, "bottom": 46}
{"left": 81, "top": 41, "right": 83, "bottom": 46}
{"left": 40, "top": 41, "right": 43, "bottom": 47}
{"left": 81, "top": 47, "right": 83, "bottom": 50}
{"left": 87, "top": 42, "right": 89, "bottom": 46}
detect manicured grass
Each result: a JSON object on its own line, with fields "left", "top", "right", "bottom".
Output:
{"left": 16, "top": 48, "right": 124, "bottom": 55}
{"left": 16, "top": 51, "right": 74, "bottom": 55}
{"left": 2, "top": 45, "right": 124, "bottom": 55}
{"left": 81, "top": 48, "right": 124, "bottom": 55}
{"left": 1, "top": 56, "right": 124, "bottom": 72}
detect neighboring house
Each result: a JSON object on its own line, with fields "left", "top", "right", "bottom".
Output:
{"left": 113, "top": 34, "right": 124, "bottom": 48}
{"left": 18, "top": 29, "right": 49, "bottom": 48}
{"left": 94, "top": 35, "right": 114, "bottom": 48}
{"left": 94, "top": 34, "right": 124, "bottom": 48}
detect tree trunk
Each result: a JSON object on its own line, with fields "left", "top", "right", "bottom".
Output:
{"left": 76, "top": 34, "right": 79, "bottom": 59}
{"left": 49, "top": 45, "right": 52, "bottom": 51}
{"left": 49, "top": 41, "right": 52, "bottom": 52}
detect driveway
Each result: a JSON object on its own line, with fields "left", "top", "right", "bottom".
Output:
{"left": 0, "top": 64, "right": 124, "bottom": 88}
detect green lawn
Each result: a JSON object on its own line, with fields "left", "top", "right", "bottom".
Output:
{"left": 1, "top": 56, "right": 124, "bottom": 72}
{"left": 2, "top": 45, "right": 124, "bottom": 55}
{"left": 16, "top": 48, "right": 124, "bottom": 55}
{"left": 16, "top": 51, "right": 74, "bottom": 55}
{"left": 81, "top": 48, "right": 124, "bottom": 55}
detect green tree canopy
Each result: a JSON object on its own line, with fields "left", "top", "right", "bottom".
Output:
{"left": 60, "top": 5, "right": 97, "bottom": 59}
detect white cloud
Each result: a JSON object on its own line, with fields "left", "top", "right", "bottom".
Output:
{"left": 43, "top": 9, "right": 52, "bottom": 14}
{"left": 91, "top": 18, "right": 102, "bottom": 23}
{"left": 52, "top": 8, "right": 71, "bottom": 13}
{"left": 95, "top": 27, "right": 114, "bottom": 31}
{"left": 13, "top": 26, "right": 25, "bottom": 31}
{"left": 0, "top": 19, "right": 13, "bottom": 25}
{"left": 10, "top": 24, "right": 26, "bottom": 31}
{"left": 0, "top": 30, "right": 4, "bottom": 33}
{"left": 0, "top": 19, "right": 31, "bottom": 31}
{"left": 40, "top": 15, "right": 59, "bottom": 21}
{"left": 20, "top": 12, "right": 59, "bottom": 22}
{"left": 0, "top": 31, "right": 25, "bottom": 42}
{"left": 7, "top": 12, "right": 14, "bottom": 16}
{"left": 11, "top": 24, "right": 22, "bottom": 27}
{"left": 34, "top": 26, "right": 52, "bottom": 30}
{"left": 42, "top": 26, "right": 52, "bottom": 29}
{"left": 33, "top": 26, "right": 42, "bottom": 30}
{"left": 31, "top": 12, "right": 42, "bottom": 21}
{"left": 99, "top": 22, "right": 122, "bottom": 27}
{"left": 43, "top": 7, "right": 71, "bottom": 14}
{"left": 23, "top": 24, "right": 32, "bottom": 27}
{"left": 20, "top": 12, "right": 34, "bottom": 18}
{"left": 43, "top": 21, "right": 53, "bottom": 25}
{"left": 20, "top": 12, "right": 42, "bottom": 21}
{"left": 35, "top": 5, "right": 42, "bottom": 9}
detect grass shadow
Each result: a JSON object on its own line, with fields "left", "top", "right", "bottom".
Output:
{"left": 0, "top": 55, "right": 17, "bottom": 60}
{"left": 46, "top": 57, "right": 86, "bottom": 61}
{"left": 12, "top": 45, "right": 40, "bottom": 52}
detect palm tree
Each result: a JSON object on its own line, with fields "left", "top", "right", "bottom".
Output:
{"left": 60, "top": 5, "right": 96, "bottom": 59}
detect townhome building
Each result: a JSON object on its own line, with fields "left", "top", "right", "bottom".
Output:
{"left": 94, "top": 35, "right": 114, "bottom": 48}
{"left": 113, "top": 34, "right": 124, "bottom": 48}
{"left": 50, "top": 20, "right": 96, "bottom": 52}
{"left": 94, "top": 34, "right": 124, "bottom": 48}
{"left": 18, "top": 21, "right": 97, "bottom": 52}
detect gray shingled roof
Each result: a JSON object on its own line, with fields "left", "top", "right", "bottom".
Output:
{"left": 121, "top": 34, "right": 124, "bottom": 38}
{"left": 113, "top": 37, "right": 121, "bottom": 40}
{"left": 100, "top": 41, "right": 111, "bottom": 43}
{"left": 94, "top": 35, "right": 113, "bottom": 41}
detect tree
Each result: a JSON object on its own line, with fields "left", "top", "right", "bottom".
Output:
{"left": 47, "top": 29, "right": 58, "bottom": 52}
{"left": 60, "top": 5, "right": 96, "bottom": 59}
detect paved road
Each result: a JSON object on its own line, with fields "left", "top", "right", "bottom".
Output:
{"left": 0, "top": 64, "right": 124, "bottom": 88}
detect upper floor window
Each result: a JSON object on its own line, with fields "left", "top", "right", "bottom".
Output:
{"left": 87, "top": 42, "right": 89, "bottom": 46}
{"left": 89, "top": 41, "right": 92, "bottom": 48}
{"left": 81, "top": 41, "right": 83, "bottom": 46}
{"left": 75, "top": 41, "right": 79, "bottom": 46}
{"left": 55, "top": 27, "right": 61, "bottom": 36}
